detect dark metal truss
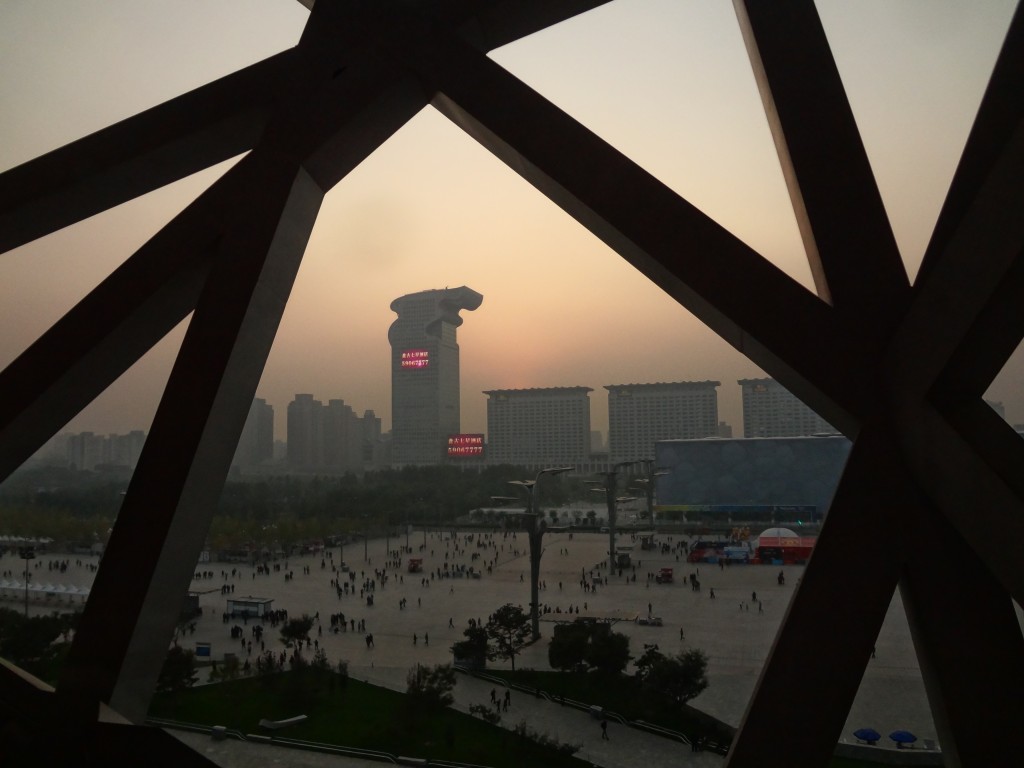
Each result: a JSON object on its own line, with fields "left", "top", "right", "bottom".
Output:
{"left": 1, "top": 1, "right": 1021, "bottom": 765}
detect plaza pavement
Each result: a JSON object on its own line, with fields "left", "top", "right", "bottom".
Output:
{"left": 5, "top": 527, "right": 995, "bottom": 765}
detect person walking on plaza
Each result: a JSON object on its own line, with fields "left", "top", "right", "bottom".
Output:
{"left": 601, "top": 719, "right": 609, "bottom": 740}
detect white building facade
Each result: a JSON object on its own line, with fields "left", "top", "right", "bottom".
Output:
{"left": 484, "top": 386, "right": 592, "bottom": 468}
{"left": 606, "top": 381, "right": 720, "bottom": 464}
{"left": 739, "top": 378, "right": 837, "bottom": 438}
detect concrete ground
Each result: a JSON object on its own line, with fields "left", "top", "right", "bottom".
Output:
{"left": 5, "top": 527, "right": 992, "bottom": 765}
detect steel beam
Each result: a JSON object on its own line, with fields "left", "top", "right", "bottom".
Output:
{"left": 0, "top": 51, "right": 297, "bottom": 255}
{"left": 887, "top": 124, "right": 1024, "bottom": 399}
{"left": 727, "top": 430, "right": 910, "bottom": 766}
{"left": 417, "top": 35, "right": 865, "bottom": 437}
{"left": 55, "top": 6, "right": 430, "bottom": 721}
{"left": 917, "top": 4, "right": 1024, "bottom": 288}
{"left": 58, "top": 149, "right": 323, "bottom": 722}
{"left": 734, "top": 0, "right": 909, "bottom": 313}
{"left": 899, "top": 502, "right": 1024, "bottom": 767}
{"left": 0, "top": 168, "right": 231, "bottom": 480}
{"left": 1, "top": 2, "right": 1022, "bottom": 765}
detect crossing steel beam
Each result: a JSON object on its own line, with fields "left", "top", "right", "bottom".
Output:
{"left": 1, "top": 0, "right": 1022, "bottom": 764}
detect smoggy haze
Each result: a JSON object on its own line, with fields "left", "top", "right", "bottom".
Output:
{"left": 1, "top": 1, "right": 1020, "bottom": 441}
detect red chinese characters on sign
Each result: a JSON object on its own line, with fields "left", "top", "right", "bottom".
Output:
{"left": 447, "top": 434, "right": 484, "bottom": 457}
{"left": 401, "top": 349, "right": 429, "bottom": 368}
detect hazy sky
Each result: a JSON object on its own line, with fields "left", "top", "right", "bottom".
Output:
{"left": 1, "top": 0, "right": 1020, "bottom": 442}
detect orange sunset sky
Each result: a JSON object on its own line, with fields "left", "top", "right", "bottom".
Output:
{"left": 1, "top": 0, "right": 1020, "bottom": 442}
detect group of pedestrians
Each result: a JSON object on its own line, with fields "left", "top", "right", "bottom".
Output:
{"left": 489, "top": 687, "right": 512, "bottom": 713}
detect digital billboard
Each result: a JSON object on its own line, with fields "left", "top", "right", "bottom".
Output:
{"left": 447, "top": 434, "right": 484, "bottom": 457}
{"left": 401, "top": 349, "right": 429, "bottom": 368}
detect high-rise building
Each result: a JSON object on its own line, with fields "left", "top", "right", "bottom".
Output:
{"left": 233, "top": 398, "right": 274, "bottom": 469}
{"left": 389, "top": 287, "right": 483, "bottom": 465}
{"left": 66, "top": 430, "right": 147, "bottom": 471}
{"left": 484, "top": 386, "right": 592, "bottom": 468}
{"left": 322, "top": 399, "right": 362, "bottom": 473}
{"left": 605, "top": 381, "right": 720, "bottom": 463}
{"left": 286, "top": 395, "right": 380, "bottom": 473}
{"left": 359, "top": 409, "right": 385, "bottom": 465}
{"left": 107, "top": 430, "right": 147, "bottom": 468}
{"left": 287, "top": 393, "right": 322, "bottom": 470}
{"left": 739, "top": 378, "right": 837, "bottom": 438}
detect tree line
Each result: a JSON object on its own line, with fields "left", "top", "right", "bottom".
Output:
{"left": 1, "top": 463, "right": 597, "bottom": 548}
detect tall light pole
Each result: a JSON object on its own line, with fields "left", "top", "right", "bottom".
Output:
{"left": 506, "top": 465, "right": 574, "bottom": 640}
{"left": 19, "top": 546, "right": 35, "bottom": 617}
{"left": 589, "top": 461, "right": 635, "bottom": 570}
{"left": 633, "top": 459, "right": 670, "bottom": 529}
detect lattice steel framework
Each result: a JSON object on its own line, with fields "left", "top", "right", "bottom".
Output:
{"left": 1, "top": 1, "right": 1022, "bottom": 765}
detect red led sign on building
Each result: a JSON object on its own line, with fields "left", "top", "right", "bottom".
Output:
{"left": 447, "top": 434, "right": 484, "bottom": 457}
{"left": 401, "top": 349, "right": 429, "bottom": 368}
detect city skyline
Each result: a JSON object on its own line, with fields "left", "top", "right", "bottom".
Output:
{"left": 2, "top": 1, "right": 1021, "bottom": 446}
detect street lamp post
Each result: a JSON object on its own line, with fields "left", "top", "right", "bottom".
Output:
{"left": 19, "top": 546, "right": 35, "bottom": 617}
{"left": 589, "top": 461, "right": 635, "bottom": 570}
{"left": 506, "top": 466, "right": 574, "bottom": 641}
{"left": 633, "top": 459, "right": 670, "bottom": 529}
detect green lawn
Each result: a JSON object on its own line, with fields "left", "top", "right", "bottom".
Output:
{"left": 148, "top": 670, "right": 587, "bottom": 768}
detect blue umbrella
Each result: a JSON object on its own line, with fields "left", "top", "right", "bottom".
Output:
{"left": 853, "top": 728, "right": 880, "bottom": 744}
{"left": 890, "top": 730, "right": 917, "bottom": 745}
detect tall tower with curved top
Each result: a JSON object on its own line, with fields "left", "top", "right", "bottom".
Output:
{"left": 389, "top": 286, "right": 483, "bottom": 465}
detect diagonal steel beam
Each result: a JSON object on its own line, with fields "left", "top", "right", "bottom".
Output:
{"left": 931, "top": 252, "right": 1024, "bottom": 407}
{"left": 940, "top": 396, "right": 1024, "bottom": 501}
{"left": 881, "top": 122, "right": 1024, "bottom": 601}
{"left": 414, "top": 35, "right": 867, "bottom": 436}
{"left": 0, "top": 51, "right": 298, "bottom": 255}
{"left": 0, "top": 45, "right": 430, "bottom": 483}
{"left": 0, "top": 1, "right": 614, "bottom": 478}
{"left": 57, "top": 7, "right": 431, "bottom": 719}
{"left": 899, "top": 500, "right": 1024, "bottom": 767}
{"left": 734, "top": 0, "right": 909, "bottom": 313}
{"left": 58, "top": 151, "right": 324, "bottom": 723}
{"left": 298, "top": 0, "right": 613, "bottom": 53}
{"left": 887, "top": 123, "right": 1024, "bottom": 399}
{"left": 727, "top": 429, "right": 910, "bottom": 766}
{"left": 454, "top": 0, "right": 614, "bottom": 52}
{"left": 0, "top": 173, "right": 229, "bottom": 481}
{"left": 916, "top": 3, "right": 1024, "bottom": 289}
{"left": 887, "top": 396, "right": 1024, "bottom": 604}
